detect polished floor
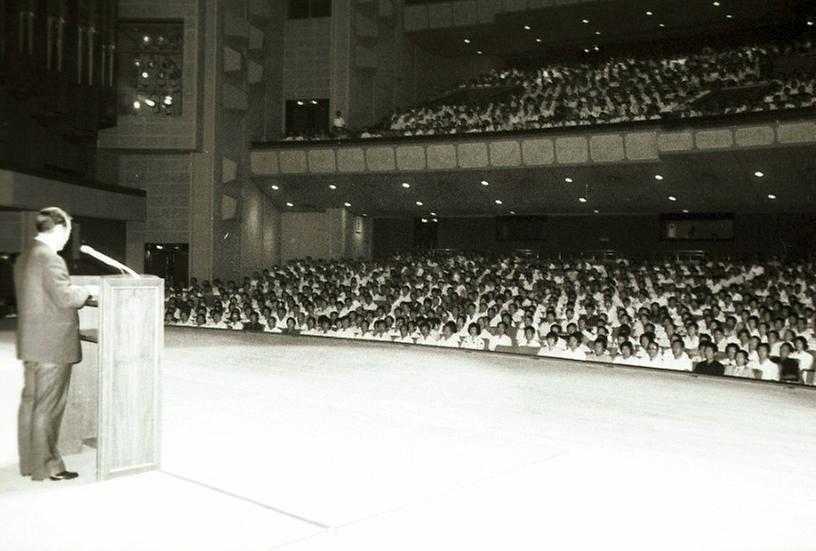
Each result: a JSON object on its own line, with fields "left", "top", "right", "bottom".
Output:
{"left": 1, "top": 324, "right": 816, "bottom": 550}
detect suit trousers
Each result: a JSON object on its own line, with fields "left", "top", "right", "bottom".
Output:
{"left": 18, "top": 361, "right": 73, "bottom": 480}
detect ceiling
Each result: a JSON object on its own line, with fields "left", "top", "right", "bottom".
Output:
{"left": 408, "top": 0, "right": 814, "bottom": 59}
{"left": 254, "top": 146, "right": 816, "bottom": 218}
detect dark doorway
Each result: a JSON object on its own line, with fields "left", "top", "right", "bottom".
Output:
{"left": 285, "top": 99, "right": 330, "bottom": 138}
{"left": 144, "top": 243, "right": 189, "bottom": 288}
{"left": 413, "top": 218, "right": 438, "bottom": 250}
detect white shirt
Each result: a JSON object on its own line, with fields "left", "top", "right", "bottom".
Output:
{"left": 561, "top": 347, "right": 587, "bottom": 361}
{"left": 751, "top": 358, "right": 780, "bottom": 381}
{"left": 488, "top": 334, "right": 513, "bottom": 351}
{"left": 613, "top": 355, "right": 642, "bottom": 366}
{"left": 436, "top": 335, "right": 461, "bottom": 348}
{"left": 790, "top": 350, "right": 814, "bottom": 373}
{"left": 662, "top": 352, "right": 693, "bottom": 372}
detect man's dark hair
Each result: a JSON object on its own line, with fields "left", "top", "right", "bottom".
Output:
{"left": 36, "top": 207, "right": 70, "bottom": 233}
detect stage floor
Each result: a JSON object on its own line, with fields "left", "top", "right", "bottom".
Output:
{"left": 2, "top": 324, "right": 816, "bottom": 550}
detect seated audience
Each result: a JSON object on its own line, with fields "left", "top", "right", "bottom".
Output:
{"left": 164, "top": 251, "right": 816, "bottom": 388}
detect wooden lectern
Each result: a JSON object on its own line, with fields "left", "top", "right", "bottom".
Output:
{"left": 63, "top": 275, "right": 163, "bottom": 481}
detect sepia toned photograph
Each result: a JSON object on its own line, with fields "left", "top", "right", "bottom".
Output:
{"left": 1, "top": 1, "right": 815, "bottom": 549}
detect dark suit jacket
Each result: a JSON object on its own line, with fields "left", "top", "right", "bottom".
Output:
{"left": 14, "top": 240, "right": 90, "bottom": 364}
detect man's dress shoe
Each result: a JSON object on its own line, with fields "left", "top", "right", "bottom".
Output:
{"left": 49, "top": 471, "right": 79, "bottom": 481}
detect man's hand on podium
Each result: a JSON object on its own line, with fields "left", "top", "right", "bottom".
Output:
{"left": 85, "top": 285, "right": 100, "bottom": 301}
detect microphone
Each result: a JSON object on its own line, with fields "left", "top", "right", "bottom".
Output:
{"left": 80, "top": 245, "right": 140, "bottom": 279}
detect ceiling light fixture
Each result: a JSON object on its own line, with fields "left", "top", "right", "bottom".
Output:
{"left": 712, "top": 1, "right": 720, "bottom": 6}
{"left": 329, "top": 184, "right": 337, "bottom": 189}
{"left": 510, "top": 211, "right": 516, "bottom": 215}
{"left": 668, "top": 195, "right": 677, "bottom": 201}
{"left": 582, "top": 18, "right": 590, "bottom": 24}
{"left": 286, "top": 202, "right": 294, "bottom": 207}
{"left": 421, "top": 218, "right": 428, "bottom": 223}
{"left": 593, "top": 209, "right": 600, "bottom": 213}
{"left": 726, "top": 14, "right": 733, "bottom": 19}
{"left": 430, "top": 212, "right": 437, "bottom": 216}
{"left": 271, "top": 184, "right": 279, "bottom": 191}
{"left": 476, "top": 50, "right": 483, "bottom": 55}
{"left": 655, "top": 174, "right": 664, "bottom": 181}
{"left": 754, "top": 171, "right": 764, "bottom": 178}
{"left": 646, "top": 10, "right": 653, "bottom": 16}
{"left": 401, "top": 182, "right": 410, "bottom": 188}
{"left": 565, "top": 177, "right": 573, "bottom": 183}
{"left": 578, "top": 197, "right": 587, "bottom": 203}
{"left": 536, "top": 38, "right": 542, "bottom": 43}
{"left": 463, "top": 38, "right": 471, "bottom": 44}
{"left": 344, "top": 202, "right": 351, "bottom": 207}
{"left": 495, "top": 199, "right": 503, "bottom": 205}
{"left": 523, "top": 25, "right": 531, "bottom": 30}
{"left": 481, "top": 180, "right": 489, "bottom": 186}
{"left": 768, "top": 194, "right": 777, "bottom": 199}
{"left": 682, "top": 209, "right": 689, "bottom": 213}
{"left": 416, "top": 201, "right": 423, "bottom": 206}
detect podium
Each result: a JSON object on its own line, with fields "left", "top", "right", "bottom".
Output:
{"left": 63, "top": 275, "right": 164, "bottom": 481}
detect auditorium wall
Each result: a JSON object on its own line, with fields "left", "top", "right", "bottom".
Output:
{"left": 280, "top": 208, "right": 372, "bottom": 263}
{"left": 373, "top": 214, "right": 816, "bottom": 259}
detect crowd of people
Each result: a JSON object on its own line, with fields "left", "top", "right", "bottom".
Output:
{"left": 280, "top": 33, "right": 815, "bottom": 141}
{"left": 164, "top": 252, "right": 816, "bottom": 385}
{"left": 386, "top": 35, "right": 816, "bottom": 136}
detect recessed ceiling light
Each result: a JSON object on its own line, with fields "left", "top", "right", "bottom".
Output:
{"left": 578, "top": 197, "right": 587, "bottom": 203}
{"left": 754, "top": 171, "right": 764, "bottom": 178}
{"left": 712, "top": 1, "right": 720, "bottom": 6}
{"left": 768, "top": 194, "right": 777, "bottom": 199}
{"left": 593, "top": 45, "right": 599, "bottom": 51}
{"left": 584, "top": 48, "right": 590, "bottom": 53}
{"left": 523, "top": 25, "right": 531, "bottom": 30}
{"left": 726, "top": 14, "right": 733, "bottom": 19}
{"left": 682, "top": 209, "right": 689, "bottom": 213}
{"left": 271, "top": 185, "right": 279, "bottom": 190}
{"left": 595, "top": 31, "right": 601, "bottom": 35}
{"left": 646, "top": 11, "right": 653, "bottom": 16}
{"left": 565, "top": 177, "right": 573, "bottom": 183}
{"left": 430, "top": 212, "right": 437, "bottom": 216}
{"left": 362, "top": 213, "right": 367, "bottom": 217}
{"left": 655, "top": 174, "right": 664, "bottom": 181}
{"left": 463, "top": 38, "right": 471, "bottom": 44}
{"left": 582, "top": 18, "right": 590, "bottom": 24}
{"left": 344, "top": 202, "right": 351, "bottom": 207}
{"left": 416, "top": 201, "right": 423, "bottom": 206}
{"left": 658, "top": 23, "right": 666, "bottom": 28}
{"left": 286, "top": 202, "right": 293, "bottom": 207}
{"left": 593, "top": 209, "right": 599, "bottom": 214}
{"left": 668, "top": 195, "right": 677, "bottom": 201}
{"left": 329, "top": 184, "right": 337, "bottom": 189}
{"left": 432, "top": 218, "right": 438, "bottom": 223}
{"left": 476, "top": 50, "right": 483, "bottom": 55}
{"left": 421, "top": 218, "right": 428, "bottom": 223}
{"left": 401, "top": 182, "right": 410, "bottom": 188}
{"left": 535, "top": 38, "right": 542, "bottom": 43}
{"left": 808, "top": 20, "right": 814, "bottom": 27}
{"left": 510, "top": 210, "right": 516, "bottom": 215}
{"left": 495, "top": 199, "right": 503, "bottom": 205}
{"left": 481, "top": 180, "right": 489, "bottom": 186}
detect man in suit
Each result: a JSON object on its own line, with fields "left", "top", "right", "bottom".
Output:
{"left": 14, "top": 207, "right": 93, "bottom": 481}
